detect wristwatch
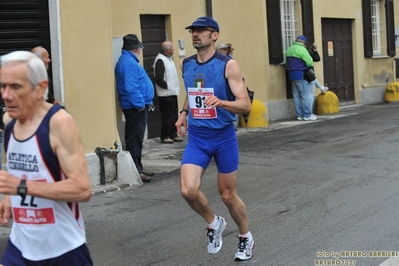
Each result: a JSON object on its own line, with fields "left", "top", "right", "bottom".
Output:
{"left": 180, "top": 109, "right": 188, "bottom": 114}
{"left": 17, "top": 179, "right": 28, "bottom": 197}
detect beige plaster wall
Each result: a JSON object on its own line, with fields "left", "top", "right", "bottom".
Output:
{"left": 313, "top": 0, "right": 394, "bottom": 102}
{"left": 59, "top": 0, "right": 119, "bottom": 153}
{"left": 395, "top": 0, "right": 399, "bottom": 79}
{"left": 111, "top": 0, "right": 208, "bottom": 111}
{"left": 111, "top": 0, "right": 280, "bottom": 104}
{"left": 109, "top": 0, "right": 396, "bottom": 109}
{"left": 56, "top": 0, "right": 398, "bottom": 154}
{"left": 213, "top": 0, "right": 273, "bottom": 101}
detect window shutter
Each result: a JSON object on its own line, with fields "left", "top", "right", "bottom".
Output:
{"left": 266, "top": 0, "right": 283, "bottom": 64}
{"left": 385, "top": 0, "right": 396, "bottom": 57}
{"left": 362, "top": 0, "right": 373, "bottom": 58}
{"left": 0, "top": 0, "right": 50, "bottom": 56}
{"left": 301, "top": 0, "right": 314, "bottom": 43}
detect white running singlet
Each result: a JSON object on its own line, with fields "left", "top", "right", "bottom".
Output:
{"left": 5, "top": 105, "right": 86, "bottom": 261}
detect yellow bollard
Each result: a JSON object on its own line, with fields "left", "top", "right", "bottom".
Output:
{"left": 385, "top": 82, "right": 399, "bottom": 102}
{"left": 315, "top": 91, "right": 340, "bottom": 115}
{"left": 240, "top": 99, "right": 268, "bottom": 128}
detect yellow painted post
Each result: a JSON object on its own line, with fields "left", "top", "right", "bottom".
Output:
{"left": 315, "top": 91, "right": 340, "bottom": 115}
{"left": 240, "top": 99, "right": 268, "bottom": 128}
{"left": 385, "top": 82, "right": 399, "bottom": 102}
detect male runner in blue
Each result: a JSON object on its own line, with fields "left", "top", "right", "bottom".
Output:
{"left": 175, "top": 17, "right": 254, "bottom": 261}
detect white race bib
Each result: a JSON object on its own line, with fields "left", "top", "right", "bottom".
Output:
{"left": 187, "top": 87, "right": 217, "bottom": 119}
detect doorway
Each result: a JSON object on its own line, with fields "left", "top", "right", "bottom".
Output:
{"left": 140, "top": 15, "right": 168, "bottom": 139}
{"left": 322, "top": 19, "right": 355, "bottom": 104}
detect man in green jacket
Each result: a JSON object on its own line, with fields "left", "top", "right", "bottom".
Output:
{"left": 286, "top": 35, "right": 316, "bottom": 121}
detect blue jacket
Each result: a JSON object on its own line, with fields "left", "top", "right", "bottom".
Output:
{"left": 285, "top": 42, "right": 314, "bottom": 81}
{"left": 115, "top": 50, "right": 154, "bottom": 110}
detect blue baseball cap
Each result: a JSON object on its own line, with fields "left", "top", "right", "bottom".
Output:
{"left": 296, "top": 35, "right": 307, "bottom": 43}
{"left": 185, "top": 17, "right": 220, "bottom": 32}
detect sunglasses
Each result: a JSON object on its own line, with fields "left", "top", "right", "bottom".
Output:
{"left": 188, "top": 27, "right": 216, "bottom": 34}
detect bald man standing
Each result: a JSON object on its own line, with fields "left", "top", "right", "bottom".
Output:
{"left": 31, "top": 46, "right": 61, "bottom": 105}
{"left": 153, "top": 41, "right": 183, "bottom": 144}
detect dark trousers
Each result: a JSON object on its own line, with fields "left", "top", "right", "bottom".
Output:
{"left": 159, "top": 95, "right": 179, "bottom": 140}
{"left": 122, "top": 107, "right": 148, "bottom": 173}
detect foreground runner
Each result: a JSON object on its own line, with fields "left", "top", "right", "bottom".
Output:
{"left": 0, "top": 51, "right": 93, "bottom": 265}
{"left": 175, "top": 16, "right": 255, "bottom": 261}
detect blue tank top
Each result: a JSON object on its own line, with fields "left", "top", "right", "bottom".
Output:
{"left": 182, "top": 52, "right": 236, "bottom": 129}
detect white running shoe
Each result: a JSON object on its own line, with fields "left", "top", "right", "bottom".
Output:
{"left": 234, "top": 235, "right": 255, "bottom": 261}
{"left": 297, "top": 117, "right": 303, "bottom": 121}
{"left": 207, "top": 216, "right": 227, "bottom": 254}
{"left": 303, "top": 114, "right": 317, "bottom": 121}
{"left": 321, "top": 86, "right": 329, "bottom": 94}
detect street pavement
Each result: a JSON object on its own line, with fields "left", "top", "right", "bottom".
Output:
{"left": 2, "top": 102, "right": 399, "bottom": 266}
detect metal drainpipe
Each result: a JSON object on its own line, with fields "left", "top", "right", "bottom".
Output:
{"left": 206, "top": 0, "right": 213, "bottom": 17}
{"left": 95, "top": 142, "right": 121, "bottom": 185}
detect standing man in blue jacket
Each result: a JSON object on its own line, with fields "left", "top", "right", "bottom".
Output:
{"left": 115, "top": 34, "right": 155, "bottom": 182}
{"left": 286, "top": 35, "right": 316, "bottom": 121}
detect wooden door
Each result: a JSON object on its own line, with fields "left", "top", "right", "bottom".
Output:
{"left": 322, "top": 19, "right": 355, "bottom": 103}
{"left": 140, "top": 15, "right": 166, "bottom": 139}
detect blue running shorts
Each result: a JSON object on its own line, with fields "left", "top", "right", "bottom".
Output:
{"left": 0, "top": 239, "right": 93, "bottom": 266}
{"left": 181, "top": 123, "right": 239, "bottom": 174}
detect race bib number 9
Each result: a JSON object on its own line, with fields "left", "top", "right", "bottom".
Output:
{"left": 187, "top": 87, "right": 217, "bottom": 119}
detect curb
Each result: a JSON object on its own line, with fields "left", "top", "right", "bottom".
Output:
{"left": 92, "top": 183, "right": 135, "bottom": 195}
{"left": 91, "top": 104, "right": 366, "bottom": 194}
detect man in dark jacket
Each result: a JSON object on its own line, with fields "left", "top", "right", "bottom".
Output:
{"left": 115, "top": 34, "right": 155, "bottom": 182}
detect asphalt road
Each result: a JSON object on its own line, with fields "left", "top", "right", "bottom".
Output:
{"left": 3, "top": 102, "right": 399, "bottom": 266}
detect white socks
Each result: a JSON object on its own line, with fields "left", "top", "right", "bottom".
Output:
{"left": 208, "top": 215, "right": 219, "bottom": 229}
{"left": 239, "top": 231, "right": 252, "bottom": 239}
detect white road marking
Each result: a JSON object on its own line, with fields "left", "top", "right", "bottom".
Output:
{"left": 379, "top": 256, "right": 399, "bottom": 266}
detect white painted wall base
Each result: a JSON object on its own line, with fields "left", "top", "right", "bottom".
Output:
{"left": 86, "top": 151, "right": 142, "bottom": 187}
{"left": 2, "top": 152, "right": 141, "bottom": 188}
{"left": 360, "top": 86, "right": 386, "bottom": 105}
{"left": 264, "top": 86, "right": 387, "bottom": 122}
{"left": 265, "top": 99, "right": 296, "bottom": 121}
